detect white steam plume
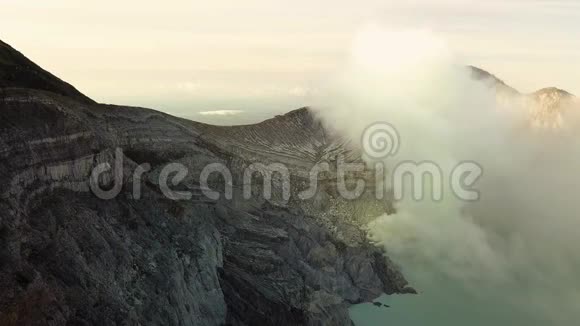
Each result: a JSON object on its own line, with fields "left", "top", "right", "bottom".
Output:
{"left": 312, "top": 24, "right": 580, "bottom": 324}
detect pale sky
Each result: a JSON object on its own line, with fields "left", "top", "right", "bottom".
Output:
{"left": 1, "top": 0, "right": 579, "bottom": 123}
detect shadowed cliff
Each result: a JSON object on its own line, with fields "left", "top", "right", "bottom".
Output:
{"left": 0, "top": 40, "right": 412, "bottom": 326}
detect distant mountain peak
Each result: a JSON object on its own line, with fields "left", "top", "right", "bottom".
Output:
{"left": 531, "top": 87, "right": 574, "bottom": 98}
{"left": 463, "top": 65, "right": 577, "bottom": 129}
{"left": 467, "top": 65, "right": 520, "bottom": 95}
{"left": 468, "top": 65, "right": 508, "bottom": 85}
{"left": 526, "top": 88, "right": 577, "bottom": 130}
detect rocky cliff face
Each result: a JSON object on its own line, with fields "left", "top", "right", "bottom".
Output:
{"left": 527, "top": 87, "right": 576, "bottom": 129}
{"left": 0, "top": 42, "right": 412, "bottom": 326}
{"left": 0, "top": 41, "right": 94, "bottom": 104}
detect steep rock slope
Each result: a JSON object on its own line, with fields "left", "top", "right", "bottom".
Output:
{"left": 0, "top": 41, "right": 411, "bottom": 326}
{"left": 0, "top": 40, "right": 94, "bottom": 104}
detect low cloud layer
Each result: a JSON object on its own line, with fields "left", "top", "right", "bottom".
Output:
{"left": 198, "top": 110, "right": 245, "bottom": 116}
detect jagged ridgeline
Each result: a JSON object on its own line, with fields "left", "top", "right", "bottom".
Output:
{"left": 0, "top": 40, "right": 412, "bottom": 326}
{"left": 0, "top": 40, "right": 94, "bottom": 104}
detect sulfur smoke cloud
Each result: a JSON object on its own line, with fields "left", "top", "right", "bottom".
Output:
{"left": 312, "top": 24, "right": 580, "bottom": 324}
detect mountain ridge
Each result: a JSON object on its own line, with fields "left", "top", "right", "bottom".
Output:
{"left": 0, "top": 39, "right": 94, "bottom": 104}
{"left": 0, "top": 39, "right": 574, "bottom": 125}
{"left": 0, "top": 40, "right": 411, "bottom": 326}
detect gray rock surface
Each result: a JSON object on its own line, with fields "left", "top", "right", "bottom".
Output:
{"left": 0, "top": 41, "right": 412, "bottom": 326}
